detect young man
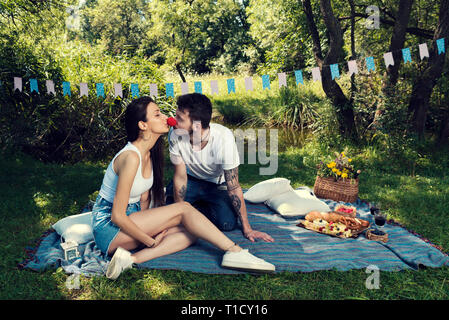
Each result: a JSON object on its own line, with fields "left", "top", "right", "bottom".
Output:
{"left": 165, "top": 93, "right": 274, "bottom": 243}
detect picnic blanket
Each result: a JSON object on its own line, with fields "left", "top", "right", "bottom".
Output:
{"left": 18, "top": 190, "right": 449, "bottom": 276}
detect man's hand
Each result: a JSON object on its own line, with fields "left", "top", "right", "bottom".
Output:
{"left": 244, "top": 229, "right": 274, "bottom": 243}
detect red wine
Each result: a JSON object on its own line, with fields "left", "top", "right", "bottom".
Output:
{"left": 375, "top": 216, "right": 386, "bottom": 226}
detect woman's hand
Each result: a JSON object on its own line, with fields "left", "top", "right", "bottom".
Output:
{"left": 150, "top": 229, "right": 168, "bottom": 248}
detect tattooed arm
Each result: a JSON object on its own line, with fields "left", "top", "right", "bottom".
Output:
{"left": 173, "top": 155, "right": 188, "bottom": 202}
{"left": 224, "top": 167, "right": 274, "bottom": 243}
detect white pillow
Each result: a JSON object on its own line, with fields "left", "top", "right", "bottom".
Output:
{"left": 243, "top": 178, "right": 292, "bottom": 203}
{"left": 264, "top": 187, "right": 331, "bottom": 217}
{"left": 52, "top": 211, "right": 94, "bottom": 244}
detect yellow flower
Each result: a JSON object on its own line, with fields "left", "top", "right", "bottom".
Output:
{"left": 342, "top": 173, "right": 348, "bottom": 178}
{"left": 332, "top": 168, "right": 337, "bottom": 172}
{"left": 336, "top": 170, "right": 341, "bottom": 176}
{"left": 348, "top": 158, "right": 352, "bottom": 162}
{"left": 327, "top": 161, "right": 336, "bottom": 168}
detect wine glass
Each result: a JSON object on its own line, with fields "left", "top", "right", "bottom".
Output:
{"left": 374, "top": 211, "right": 386, "bottom": 235}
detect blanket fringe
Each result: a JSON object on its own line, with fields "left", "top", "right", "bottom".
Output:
{"left": 17, "top": 228, "right": 57, "bottom": 270}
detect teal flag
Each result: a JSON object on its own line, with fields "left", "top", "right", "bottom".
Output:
{"left": 366, "top": 57, "right": 375, "bottom": 72}
{"left": 294, "top": 70, "right": 304, "bottom": 85}
{"left": 194, "top": 81, "right": 202, "bottom": 94}
{"left": 262, "top": 75, "right": 270, "bottom": 90}
{"left": 30, "top": 78, "right": 38, "bottom": 93}
{"left": 131, "top": 83, "right": 139, "bottom": 98}
{"left": 402, "top": 48, "right": 412, "bottom": 63}
{"left": 330, "top": 64, "right": 340, "bottom": 80}
{"left": 166, "top": 83, "right": 174, "bottom": 98}
{"left": 96, "top": 83, "right": 105, "bottom": 98}
{"left": 227, "top": 79, "right": 235, "bottom": 94}
{"left": 437, "top": 38, "right": 445, "bottom": 54}
{"left": 62, "top": 81, "right": 71, "bottom": 96}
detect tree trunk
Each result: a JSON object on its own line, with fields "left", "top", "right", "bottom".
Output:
{"left": 438, "top": 114, "right": 449, "bottom": 144}
{"left": 302, "top": 0, "right": 358, "bottom": 140}
{"left": 408, "top": 0, "right": 449, "bottom": 138}
{"left": 176, "top": 63, "right": 186, "bottom": 83}
{"left": 374, "top": 0, "right": 414, "bottom": 123}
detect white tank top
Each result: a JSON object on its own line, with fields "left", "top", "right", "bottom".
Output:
{"left": 99, "top": 142, "right": 154, "bottom": 204}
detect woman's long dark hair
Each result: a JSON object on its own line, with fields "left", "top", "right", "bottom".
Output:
{"left": 125, "top": 96, "right": 165, "bottom": 208}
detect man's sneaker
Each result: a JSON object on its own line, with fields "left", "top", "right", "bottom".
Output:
{"left": 221, "top": 249, "right": 275, "bottom": 273}
{"left": 106, "top": 247, "right": 134, "bottom": 280}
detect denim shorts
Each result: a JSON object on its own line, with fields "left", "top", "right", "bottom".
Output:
{"left": 91, "top": 194, "right": 141, "bottom": 256}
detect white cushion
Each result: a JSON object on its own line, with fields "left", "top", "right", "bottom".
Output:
{"left": 264, "top": 187, "right": 331, "bottom": 217}
{"left": 52, "top": 211, "right": 94, "bottom": 244}
{"left": 243, "top": 178, "right": 292, "bottom": 203}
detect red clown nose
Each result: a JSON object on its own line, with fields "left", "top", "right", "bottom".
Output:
{"left": 167, "top": 117, "right": 177, "bottom": 127}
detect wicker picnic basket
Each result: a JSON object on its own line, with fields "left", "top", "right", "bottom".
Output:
{"left": 313, "top": 176, "right": 359, "bottom": 203}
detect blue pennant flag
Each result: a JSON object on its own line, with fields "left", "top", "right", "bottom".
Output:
{"left": 96, "top": 83, "right": 105, "bottom": 98}
{"left": 262, "top": 75, "right": 270, "bottom": 90}
{"left": 294, "top": 70, "right": 304, "bottom": 85}
{"left": 194, "top": 81, "right": 202, "bottom": 94}
{"left": 62, "top": 81, "right": 71, "bottom": 96}
{"left": 402, "top": 48, "right": 412, "bottom": 63}
{"left": 165, "top": 83, "right": 174, "bottom": 98}
{"left": 330, "top": 64, "right": 340, "bottom": 80}
{"left": 437, "top": 38, "right": 445, "bottom": 54}
{"left": 227, "top": 79, "right": 235, "bottom": 94}
{"left": 366, "top": 56, "right": 376, "bottom": 72}
{"left": 30, "top": 78, "right": 38, "bottom": 93}
{"left": 131, "top": 83, "right": 139, "bottom": 98}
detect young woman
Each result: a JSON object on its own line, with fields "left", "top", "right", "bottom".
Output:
{"left": 91, "top": 96, "right": 275, "bottom": 279}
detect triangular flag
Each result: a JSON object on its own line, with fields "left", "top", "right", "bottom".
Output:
{"left": 79, "top": 82, "right": 88, "bottom": 97}
{"left": 210, "top": 80, "right": 219, "bottom": 95}
{"left": 30, "top": 78, "right": 38, "bottom": 93}
{"left": 402, "top": 48, "right": 412, "bottom": 63}
{"left": 14, "top": 77, "right": 22, "bottom": 92}
{"left": 62, "top": 81, "right": 71, "bottom": 96}
{"left": 262, "top": 75, "right": 270, "bottom": 90}
{"left": 114, "top": 83, "right": 123, "bottom": 98}
{"left": 244, "top": 77, "right": 253, "bottom": 91}
{"left": 330, "top": 64, "right": 340, "bottom": 80}
{"left": 311, "top": 67, "right": 321, "bottom": 81}
{"left": 96, "top": 83, "right": 105, "bottom": 98}
{"left": 227, "top": 78, "right": 235, "bottom": 94}
{"left": 165, "top": 83, "right": 174, "bottom": 98}
{"left": 180, "top": 82, "right": 189, "bottom": 95}
{"left": 194, "top": 81, "right": 202, "bottom": 94}
{"left": 294, "top": 70, "right": 304, "bottom": 85}
{"left": 149, "top": 83, "right": 158, "bottom": 97}
{"left": 46, "top": 80, "right": 55, "bottom": 95}
{"left": 130, "top": 83, "right": 139, "bottom": 98}
{"left": 436, "top": 38, "right": 445, "bottom": 54}
{"left": 366, "top": 56, "right": 375, "bottom": 72}
{"left": 383, "top": 52, "right": 394, "bottom": 67}
{"left": 419, "top": 43, "right": 429, "bottom": 60}
{"left": 347, "top": 60, "right": 358, "bottom": 75}
{"left": 278, "top": 73, "right": 287, "bottom": 88}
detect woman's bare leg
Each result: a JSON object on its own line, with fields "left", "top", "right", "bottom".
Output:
{"left": 108, "top": 202, "right": 239, "bottom": 261}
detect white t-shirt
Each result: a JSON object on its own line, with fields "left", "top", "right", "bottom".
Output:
{"left": 168, "top": 123, "right": 240, "bottom": 184}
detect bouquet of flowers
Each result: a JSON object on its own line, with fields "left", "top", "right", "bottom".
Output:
{"left": 316, "top": 151, "right": 361, "bottom": 182}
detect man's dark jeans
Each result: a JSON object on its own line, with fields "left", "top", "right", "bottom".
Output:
{"left": 165, "top": 175, "right": 238, "bottom": 231}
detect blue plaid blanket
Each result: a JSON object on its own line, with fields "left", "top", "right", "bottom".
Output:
{"left": 19, "top": 193, "right": 449, "bottom": 276}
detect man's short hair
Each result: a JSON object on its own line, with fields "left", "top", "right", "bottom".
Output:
{"left": 177, "top": 93, "right": 212, "bottom": 129}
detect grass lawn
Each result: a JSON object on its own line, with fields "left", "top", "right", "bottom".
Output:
{"left": 1, "top": 138, "right": 449, "bottom": 300}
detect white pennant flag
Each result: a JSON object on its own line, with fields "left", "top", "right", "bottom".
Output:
{"left": 383, "top": 52, "right": 394, "bottom": 67}
{"left": 79, "top": 82, "right": 88, "bottom": 97}
{"left": 46, "top": 80, "right": 55, "bottom": 95}
{"left": 311, "top": 67, "right": 321, "bottom": 82}
{"left": 244, "top": 77, "right": 253, "bottom": 91}
{"left": 210, "top": 80, "right": 219, "bottom": 95}
{"left": 14, "top": 77, "right": 22, "bottom": 92}
{"left": 114, "top": 83, "right": 123, "bottom": 98}
{"left": 347, "top": 60, "right": 358, "bottom": 75}
{"left": 149, "top": 83, "right": 158, "bottom": 97}
{"left": 278, "top": 73, "right": 287, "bottom": 88}
{"left": 181, "top": 82, "right": 189, "bottom": 95}
{"left": 419, "top": 43, "right": 429, "bottom": 60}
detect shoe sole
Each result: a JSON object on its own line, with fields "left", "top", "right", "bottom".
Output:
{"left": 221, "top": 261, "right": 276, "bottom": 273}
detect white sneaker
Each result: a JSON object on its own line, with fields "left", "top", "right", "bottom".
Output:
{"left": 106, "top": 247, "right": 134, "bottom": 280}
{"left": 221, "top": 249, "right": 275, "bottom": 273}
